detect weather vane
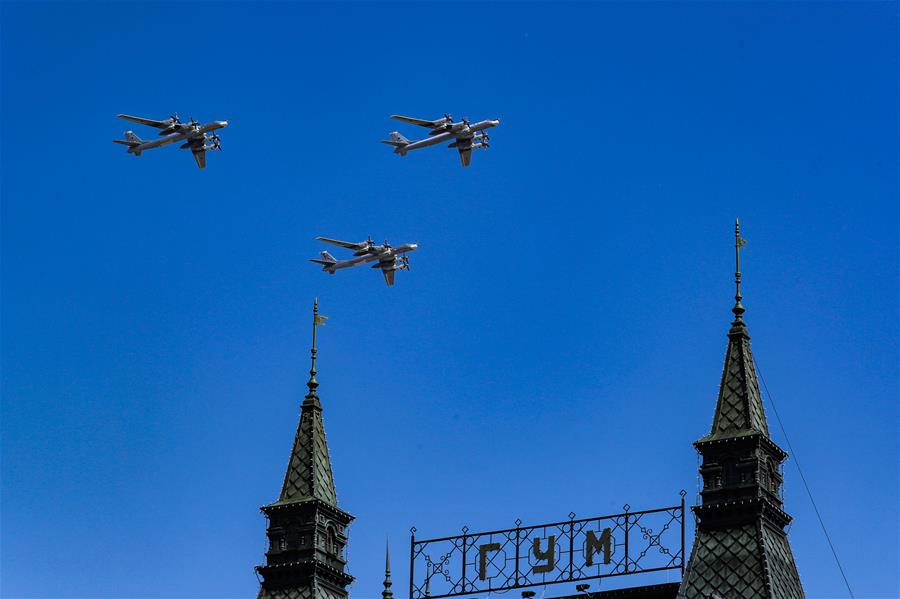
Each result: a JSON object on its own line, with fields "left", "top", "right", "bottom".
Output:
{"left": 307, "top": 298, "right": 329, "bottom": 395}
{"left": 733, "top": 219, "right": 748, "bottom": 320}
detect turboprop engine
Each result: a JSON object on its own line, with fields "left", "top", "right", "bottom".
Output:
{"left": 157, "top": 114, "right": 182, "bottom": 135}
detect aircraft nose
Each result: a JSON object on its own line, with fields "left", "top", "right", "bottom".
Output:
{"left": 218, "top": 120, "right": 229, "bottom": 128}
{"left": 410, "top": 243, "right": 418, "bottom": 250}
{"left": 491, "top": 119, "right": 500, "bottom": 127}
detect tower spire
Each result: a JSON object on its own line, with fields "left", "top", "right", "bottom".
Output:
{"left": 679, "top": 222, "right": 805, "bottom": 598}
{"left": 256, "top": 298, "right": 354, "bottom": 599}
{"left": 382, "top": 539, "right": 394, "bottom": 599}
{"left": 703, "top": 221, "right": 767, "bottom": 440}
{"left": 272, "top": 298, "right": 337, "bottom": 505}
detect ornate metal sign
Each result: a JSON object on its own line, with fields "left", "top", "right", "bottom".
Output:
{"left": 409, "top": 492, "right": 686, "bottom": 598}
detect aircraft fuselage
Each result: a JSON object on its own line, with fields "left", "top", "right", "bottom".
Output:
{"left": 327, "top": 243, "right": 418, "bottom": 271}
{"left": 132, "top": 121, "right": 228, "bottom": 153}
{"left": 403, "top": 119, "right": 499, "bottom": 152}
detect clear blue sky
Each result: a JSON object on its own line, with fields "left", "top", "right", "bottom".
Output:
{"left": 2, "top": 2, "right": 897, "bottom": 598}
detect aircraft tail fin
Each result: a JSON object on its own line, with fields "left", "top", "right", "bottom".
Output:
{"left": 113, "top": 131, "right": 144, "bottom": 156}
{"left": 381, "top": 131, "right": 410, "bottom": 155}
{"left": 309, "top": 250, "right": 338, "bottom": 271}
{"left": 113, "top": 131, "right": 143, "bottom": 154}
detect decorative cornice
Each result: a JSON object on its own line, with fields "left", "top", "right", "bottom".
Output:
{"left": 255, "top": 559, "right": 355, "bottom": 585}
{"left": 261, "top": 497, "right": 355, "bottom": 522}
{"left": 692, "top": 495, "right": 792, "bottom": 529}
{"left": 694, "top": 430, "right": 788, "bottom": 461}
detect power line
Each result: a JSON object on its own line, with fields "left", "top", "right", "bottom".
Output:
{"left": 755, "top": 360, "right": 855, "bottom": 598}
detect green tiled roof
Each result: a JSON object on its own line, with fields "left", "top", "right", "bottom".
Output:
{"left": 678, "top": 522, "right": 804, "bottom": 599}
{"left": 680, "top": 523, "right": 767, "bottom": 598}
{"left": 698, "top": 319, "right": 769, "bottom": 443}
{"left": 258, "top": 585, "right": 347, "bottom": 599}
{"left": 271, "top": 390, "right": 338, "bottom": 507}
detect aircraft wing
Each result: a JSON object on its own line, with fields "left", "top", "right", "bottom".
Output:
{"left": 382, "top": 268, "right": 396, "bottom": 287}
{"left": 316, "top": 237, "right": 367, "bottom": 250}
{"left": 456, "top": 139, "right": 474, "bottom": 167}
{"left": 117, "top": 114, "right": 171, "bottom": 129}
{"left": 390, "top": 115, "right": 441, "bottom": 128}
{"left": 192, "top": 148, "right": 206, "bottom": 169}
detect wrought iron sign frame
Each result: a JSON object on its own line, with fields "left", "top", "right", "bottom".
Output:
{"left": 409, "top": 491, "right": 686, "bottom": 599}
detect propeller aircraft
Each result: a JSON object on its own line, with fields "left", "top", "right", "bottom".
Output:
{"left": 113, "top": 113, "right": 228, "bottom": 169}
{"left": 381, "top": 114, "right": 500, "bottom": 167}
{"left": 310, "top": 236, "right": 418, "bottom": 287}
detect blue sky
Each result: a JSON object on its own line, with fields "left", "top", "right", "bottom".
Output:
{"left": 1, "top": 2, "right": 897, "bottom": 598}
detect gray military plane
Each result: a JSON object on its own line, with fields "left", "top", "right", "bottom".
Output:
{"left": 381, "top": 114, "right": 500, "bottom": 167}
{"left": 310, "top": 236, "right": 419, "bottom": 287}
{"left": 113, "top": 114, "right": 228, "bottom": 169}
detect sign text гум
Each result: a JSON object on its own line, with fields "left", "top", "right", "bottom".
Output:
{"left": 477, "top": 528, "right": 612, "bottom": 580}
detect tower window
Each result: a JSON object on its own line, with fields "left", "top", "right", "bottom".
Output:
{"left": 327, "top": 527, "right": 338, "bottom": 557}
{"left": 723, "top": 459, "right": 737, "bottom": 486}
{"left": 767, "top": 459, "right": 780, "bottom": 497}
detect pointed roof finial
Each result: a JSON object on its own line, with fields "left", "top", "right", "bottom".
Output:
{"left": 306, "top": 298, "right": 328, "bottom": 403}
{"left": 382, "top": 539, "right": 394, "bottom": 599}
{"left": 733, "top": 219, "right": 748, "bottom": 322}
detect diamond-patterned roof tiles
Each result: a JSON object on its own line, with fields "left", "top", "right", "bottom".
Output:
{"left": 760, "top": 523, "right": 805, "bottom": 598}
{"left": 678, "top": 521, "right": 805, "bottom": 599}
{"left": 700, "top": 322, "right": 770, "bottom": 442}
{"left": 679, "top": 524, "right": 767, "bottom": 599}
{"left": 258, "top": 585, "right": 346, "bottom": 599}
{"left": 259, "top": 587, "right": 315, "bottom": 599}
{"left": 274, "top": 394, "right": 338, "bottom": 506}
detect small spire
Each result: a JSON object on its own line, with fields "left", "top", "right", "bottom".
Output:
{"left": 304, "top": 298, "right": 328, "bottom": 405}
{"left": 382, "top": 539, "right": 394, "bottom": 599}
{"left": 306, "top": 298, "right": 320, "bottom": 398}
{"left": 732, "top": 219, "right": 748, "bottom": 322}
